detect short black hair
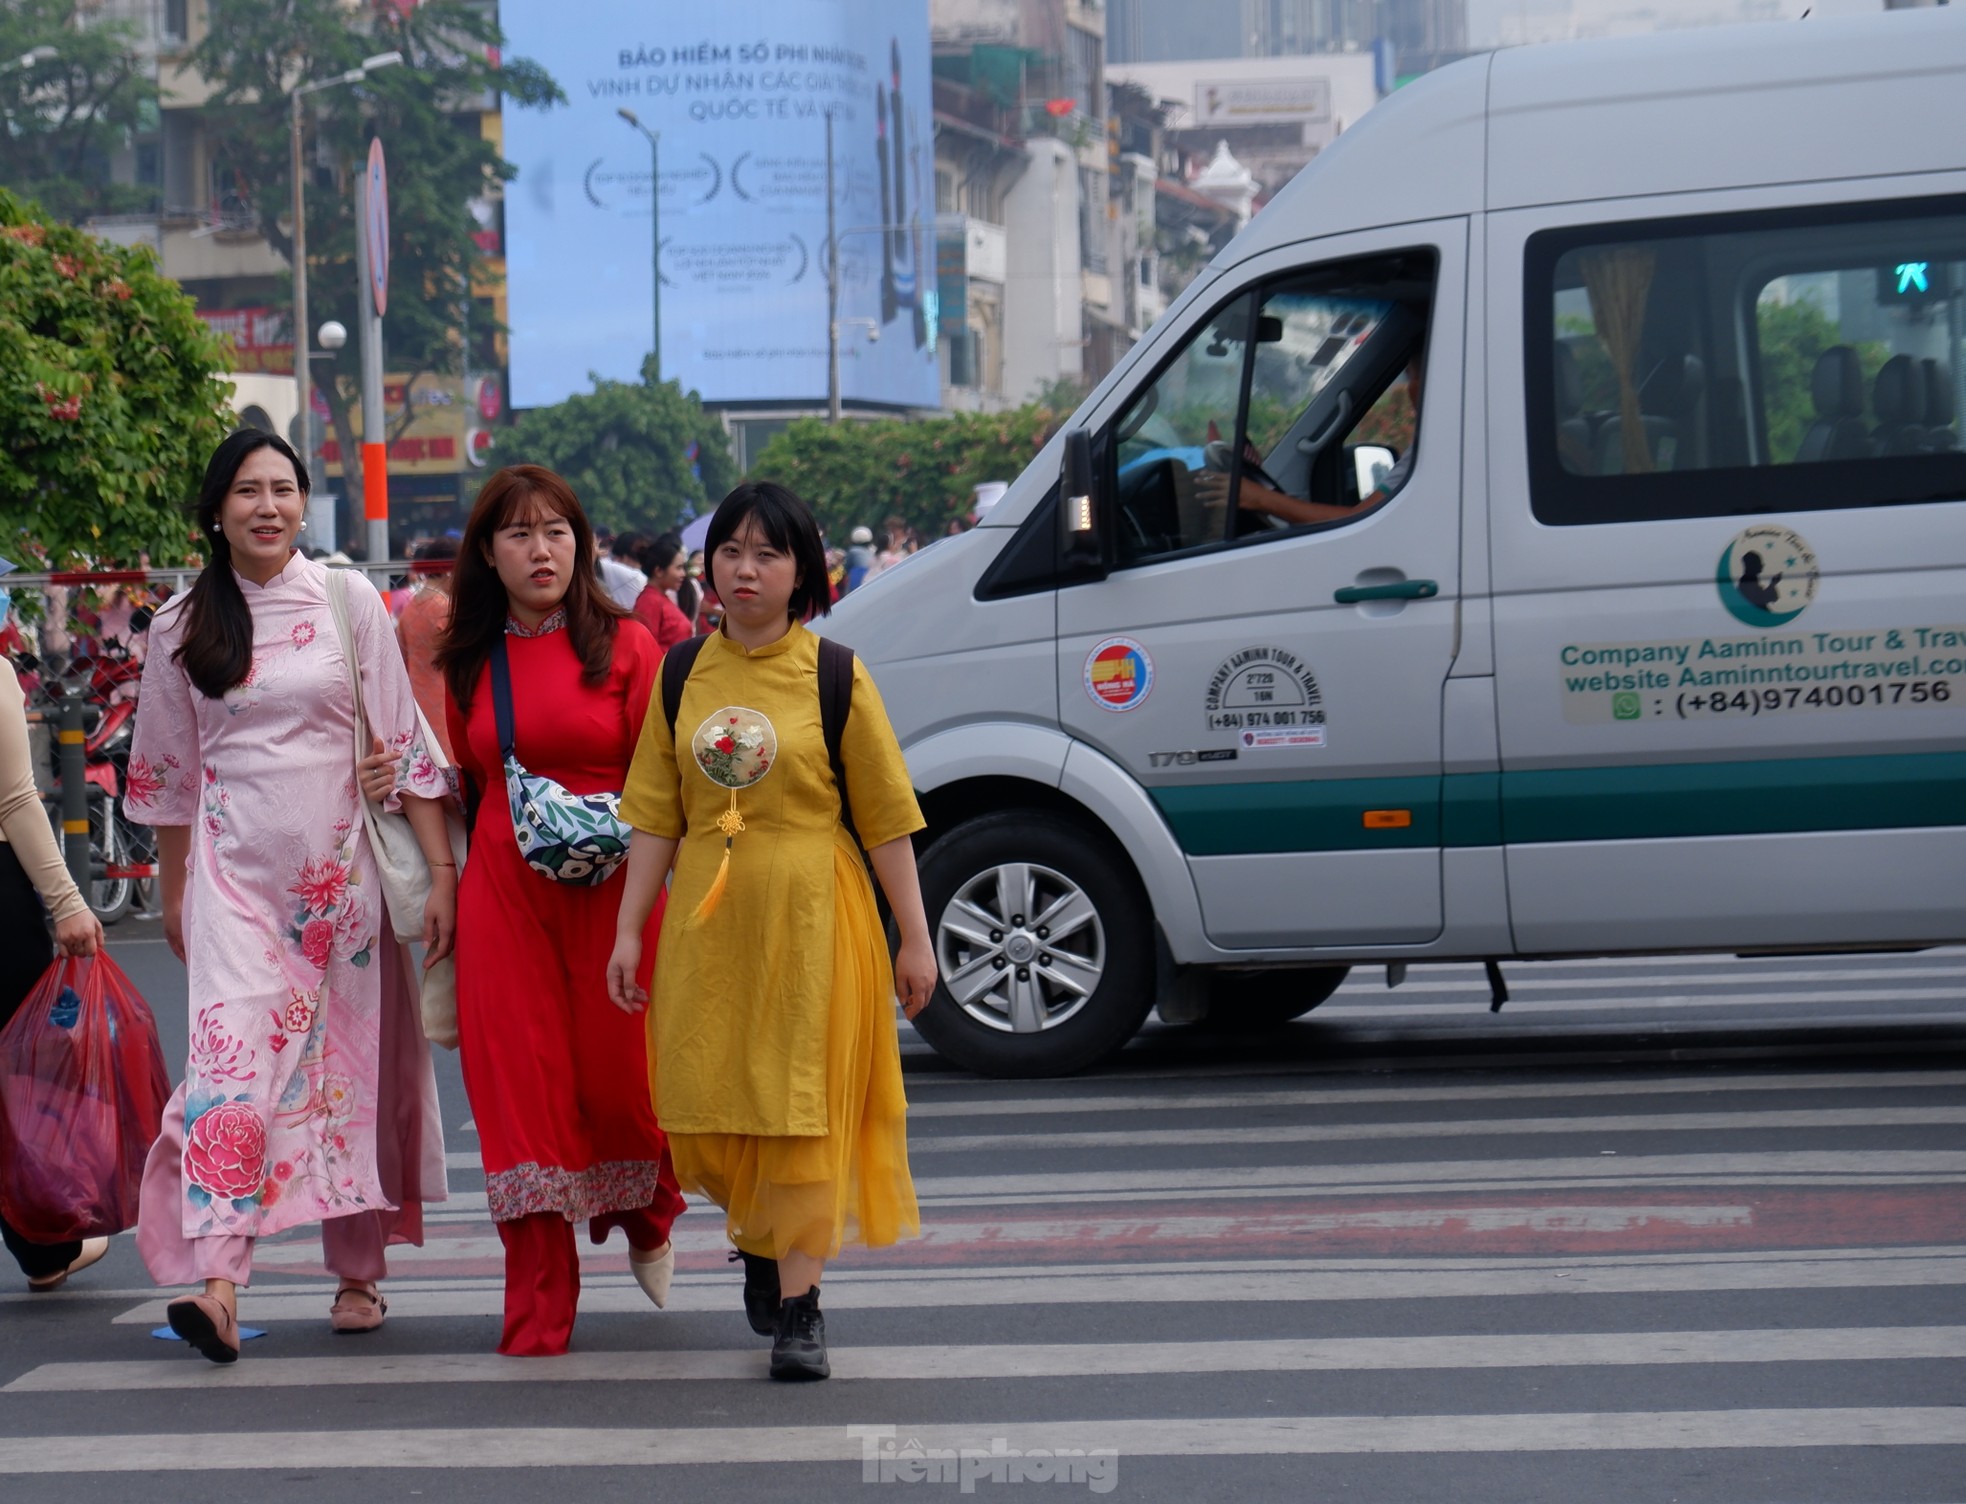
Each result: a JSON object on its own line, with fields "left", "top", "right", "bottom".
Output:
{"left": 640, "top": 530, "right": 684, "bottom": 574}
{"left": 704, "top": 481, "right": 830, "bottom": 621}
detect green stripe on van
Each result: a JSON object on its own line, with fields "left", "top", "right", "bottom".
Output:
{"left": 1153, "top": 775, "right": 1441, "bottom": 855}
{"left": 1501, "top": 750, "right": 1966, "bottom": 844}
{"left": 1149, "top": 751, "right": 1966, "bottom": 854}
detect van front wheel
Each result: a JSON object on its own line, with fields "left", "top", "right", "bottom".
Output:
{"left": 909, "top": 812, "right": 1154, "bottom": 1078}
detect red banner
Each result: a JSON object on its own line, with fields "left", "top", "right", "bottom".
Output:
{"left": 196, "top": 307, "right": 294, "bottom": 375}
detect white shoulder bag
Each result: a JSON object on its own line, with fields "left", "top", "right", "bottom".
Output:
{"left": 325, "top": 569, "right": 468, "bottom": 1049}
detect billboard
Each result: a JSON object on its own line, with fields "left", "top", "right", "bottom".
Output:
{"left": 501, "top": 1, "right": 938, "bottom": 411}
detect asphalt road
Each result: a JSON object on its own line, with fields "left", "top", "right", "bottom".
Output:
{"left": 2, "top": 922, "right": 1963, "bottom": 1502}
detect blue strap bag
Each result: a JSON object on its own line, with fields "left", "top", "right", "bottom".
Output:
{"left": 489, "top": 637, "right": 633, "bottom": 885}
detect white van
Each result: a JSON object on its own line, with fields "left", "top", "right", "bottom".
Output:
{"left": 829, "top": 10, "right": 1966, "bottom": 1077}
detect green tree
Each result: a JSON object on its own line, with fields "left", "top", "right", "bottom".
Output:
{"left": 1753, "top": 295, "right": 1888, "bottom": 462}
{"left": 0, "top": 189, "right": 232, "bottom": 568}
{"left": 190, "top": 0, "right": 559, "bottom": 479}
{"left": 752, "top": 405, "right": 1063, "bottom": 541}
{"left": 493, "top": 360, "right": 737, "bottom": 535}
{"left": 0, "top": 0, "right": 158, "bottom": 224}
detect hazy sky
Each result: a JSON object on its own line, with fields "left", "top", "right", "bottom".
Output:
{"left": 1466, "top": 0, "right": 1889, "bottom": 46}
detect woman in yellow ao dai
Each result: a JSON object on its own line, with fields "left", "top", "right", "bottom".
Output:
{"left": 609, "top": 482, "right": 937, "bottom": 1383}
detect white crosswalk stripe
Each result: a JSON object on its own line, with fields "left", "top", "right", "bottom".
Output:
{"left": 5, "top": 950, "right": 1963, "bottom": 1491}
{"left": 12, "top": 1325, "right": 1966, "bottom": 1391}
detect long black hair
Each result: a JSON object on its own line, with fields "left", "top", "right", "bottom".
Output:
{"left": 175, "top": 429, "right": 310, "bottom": 699}
{"left": 704, "top": 481, "right": 830, "bottom": 621}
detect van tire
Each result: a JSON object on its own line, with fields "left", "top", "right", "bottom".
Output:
{"left": 907, "top": 811, "right": 1155, "bottom": 1078}
{"left": 1200, "top": 966, "right": 1351, "bottom": 1030}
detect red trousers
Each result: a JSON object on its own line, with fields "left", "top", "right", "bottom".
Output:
{"left": 458, "top": 833, "right": 685, "bottom": 1357}
{"left": 495, "top": 1198, "right": 677, "bottom": 1357}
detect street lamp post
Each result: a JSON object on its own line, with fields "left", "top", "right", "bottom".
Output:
{"left": 618, "top": 108, "right": 660, "bottom": 382}
{"left": 289, "top": 50, "right": 401, "bottom": 548}
{"left": 826, "top": 108, "right": 840, "bottom": 424}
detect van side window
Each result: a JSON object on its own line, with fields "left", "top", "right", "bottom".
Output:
{"left": 1529, "top": 195, "right": 1966, "bottom": 525}
{"left": 1109, "top": 251, "right": 1437, "bottom": 566}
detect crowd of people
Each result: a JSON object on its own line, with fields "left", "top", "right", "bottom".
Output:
{"left": 0, "top": 433, "right": 942, "bottom": 1383}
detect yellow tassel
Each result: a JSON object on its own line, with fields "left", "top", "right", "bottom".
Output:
{"left": 688, "top": 790, "right": 741, "bottom": 929}
{"left": 688, "top": 843, "right": 731, "bottom": 928}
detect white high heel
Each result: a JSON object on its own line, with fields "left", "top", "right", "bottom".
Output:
{"left": 630, "top": 1241, "right": 675, "bottom": 1309}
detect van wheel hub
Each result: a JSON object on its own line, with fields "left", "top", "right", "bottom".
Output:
{"left": 934, "top": 862, "right": 1106, "bottom": 1034}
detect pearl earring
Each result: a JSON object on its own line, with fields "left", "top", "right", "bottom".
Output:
{"left": 299, "top": 519, "right": 309, "bottom": 532}
{"left": 210, "top": 523, "right": 220, "bottom": 533}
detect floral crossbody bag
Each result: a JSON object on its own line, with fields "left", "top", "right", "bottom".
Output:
{"left": 489, "top": 636, "right": 634, "bottom": 886}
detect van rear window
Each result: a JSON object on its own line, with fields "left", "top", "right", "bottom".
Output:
{"left": 1526, "top": 195, "right": 1966, "bottom": 525}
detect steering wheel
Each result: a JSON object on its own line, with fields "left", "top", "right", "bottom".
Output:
{"left": 1206, "top": 442, "right": 1293, "bottom": 532}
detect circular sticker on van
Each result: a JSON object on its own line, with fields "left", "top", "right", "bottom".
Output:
{"left": 1716, "top": 525, "right": 1818, "bottom": 628}
{"left": 1084, "top": 636, "right": 1154, "bottom": 712}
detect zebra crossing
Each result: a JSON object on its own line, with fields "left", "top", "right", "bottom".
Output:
{"left": 3, "top": 949, "right": 1963, "bottom": 1498}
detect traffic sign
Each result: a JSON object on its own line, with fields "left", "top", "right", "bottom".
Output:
{"left": 365, "top": 137, "right": 389, "bottom": 317}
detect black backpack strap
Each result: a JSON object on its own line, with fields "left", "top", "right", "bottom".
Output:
{"left": 817, "top": 635, "right": 856, "bottom": 840}
{"left": 661, "top": 634, "right": 713, "bottom": 741}
{"left": 489, "top": 636, "right": 517, "bottom": 759}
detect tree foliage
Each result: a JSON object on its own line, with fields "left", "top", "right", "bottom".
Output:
{"left": 752, "top": 406, "right": 1064, "bottom": 541}
{"left": 190, "top": 0, "right": 560, "bottom": 461}
{"left": 1754, "top": 296, "right": 1887, "bottom": 463}
{"left": 0, "top": 0, "right": 158, "bottom": 224}
{"left": 493, "top": 359, "right": 737, "bottom": 535}
{"left": 0, "top": 189, "right": 232, "bottom": 569}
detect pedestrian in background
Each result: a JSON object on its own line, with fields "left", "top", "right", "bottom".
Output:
{"left": 0, "top": 636, "right": 109, "bottom": 1292}
{"left": 874, "top": 515, "right": 915, "bottom": 576}
{"left": 679, "top": 550, "right": 708, "bottom": 630}
{"left": 843, "top": 526, "right": 875, "bottom": 593}
{"left": 126, "top": 431, "right": 455, "bottom": 1363}
{"left": 395, "top": 538, "right": 458, "bottom": 760}
{"left": 607, "top": 480, "right": 936, "bottom": 1382}
{"left": 633, "top": 532, "right": 695, "bottom": 654}
{"left": 436, "top": 465, "right": 686, "bottom": 1357}
{"left": 598, "top": 530, "right": 647, "bottom": 610}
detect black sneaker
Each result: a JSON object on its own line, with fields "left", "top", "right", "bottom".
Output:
{"left": 728, "top": 1248, "right": 780, "bottom": 1336}
{"left": 769, "top": 1289, "right": 830, "bottom": 1382}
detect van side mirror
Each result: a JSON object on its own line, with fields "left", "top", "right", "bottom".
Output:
{"left": 1058, "top": 428, "right": 1103, "bottom": 565}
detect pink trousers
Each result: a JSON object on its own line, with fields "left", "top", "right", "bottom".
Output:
{"left": 135, "top": 1091, "right": 390, "bottom": 1286}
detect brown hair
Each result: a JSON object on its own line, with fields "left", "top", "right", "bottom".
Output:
{"left": 436, "top": 465, "right": 625, "bottom": 713}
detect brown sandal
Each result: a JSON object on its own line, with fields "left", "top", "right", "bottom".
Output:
{"left": 166, "top": 1292, "right": 241, "bottom": 1363}
{"left": 329, "top": 1282, "right": 388, "bottom": 1334}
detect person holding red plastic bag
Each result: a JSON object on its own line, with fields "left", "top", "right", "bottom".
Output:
{"left": 0, "top": 630, "right": 109, "bottom": 1291}
{"left": 126, "top": 432, "right": 455, "bottom": 1363}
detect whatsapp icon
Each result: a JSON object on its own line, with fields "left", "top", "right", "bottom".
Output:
{"left": 1612, "top": 691, "right": 1642, "bottom": 721}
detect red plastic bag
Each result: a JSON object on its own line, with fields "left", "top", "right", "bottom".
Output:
{"left": 0, "top": 953, "right": 170, "bottom": 1241}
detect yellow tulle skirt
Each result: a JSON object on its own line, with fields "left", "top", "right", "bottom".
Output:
{"left": 665, "top": 842, "right": 921, "bottom": 1261}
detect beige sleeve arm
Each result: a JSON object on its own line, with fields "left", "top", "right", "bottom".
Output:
{"left": 0, "top": 662, "right": 89, "bottom": 923}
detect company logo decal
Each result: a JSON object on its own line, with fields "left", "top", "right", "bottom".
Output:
{"left": 1203, "top": 645, "right": 1326, "bottom": 746}
{"left": 1716, "top": 525, "right": 1818, "bottom": 628}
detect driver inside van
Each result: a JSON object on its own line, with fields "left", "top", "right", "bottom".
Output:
{"left": 1196, "top": 349, "right": 1425, "bottom": 527}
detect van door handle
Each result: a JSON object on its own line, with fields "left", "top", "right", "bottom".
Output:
{"left": 1334, "top": 579, "right": 1438, "bottom": 604}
